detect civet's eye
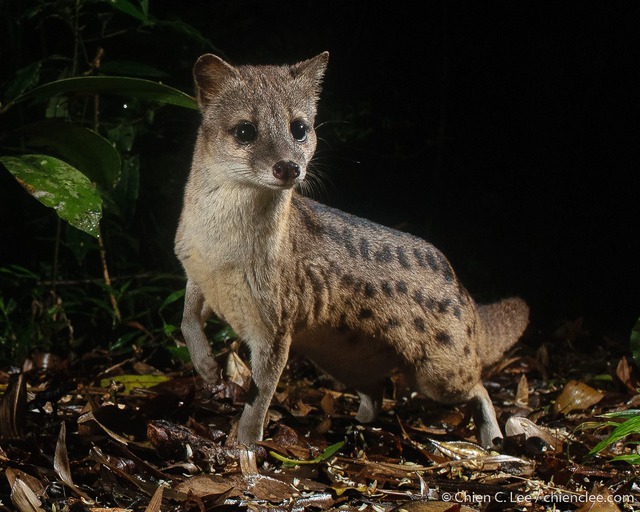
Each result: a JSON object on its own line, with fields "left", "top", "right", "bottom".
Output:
{"left": 234, "top": 122, "right": 257, "bottom": 144}
{"left": 290, "top": 120, "right": 308, "bottom": 142}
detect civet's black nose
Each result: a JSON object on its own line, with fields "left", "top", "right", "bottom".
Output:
{"left": 272, "top": 160, "right": 300, "bottom": 181}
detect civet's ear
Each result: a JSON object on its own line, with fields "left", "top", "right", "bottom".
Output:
{"left": 290, "top": 51, "right": 329, "bottom": 97}
{"left": 193, "top": 54, "right": 240, "bottom": 107}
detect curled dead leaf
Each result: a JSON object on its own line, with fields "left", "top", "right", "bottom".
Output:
{"left": 54, "top": 422, "right": 92, "bottom": 501}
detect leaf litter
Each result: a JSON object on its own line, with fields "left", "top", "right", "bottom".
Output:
{"left": 0, "top": 319, "right": 639, "bottom": 511}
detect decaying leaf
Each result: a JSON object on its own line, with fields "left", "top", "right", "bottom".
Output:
{"left": 6, "top": 468, "right": 46, "bottom": 512}
{"left": 144, "top": 485, "right": 164, "bottom": 512}
{"left": 53, "top": 422, "right": 92, "bottom": 500}
{"left": 515, "top": 373, "right": 529, "bottom": 407}
{"left": 615, "top": 356, "right": 640, "bottom": 394}
{"left": 553, "top": 380, "right": 605, "bottom": 414}
{"left": 0, "top": 373, "right": 26, "bottom": 437}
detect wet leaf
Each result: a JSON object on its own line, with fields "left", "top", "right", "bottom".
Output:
{"left": 15, "top": 121, "right": 121, "bottom": 189}
{"left": 0, "top": 154, "right": 102, "bottom": 237}
{"left": 553, "top": 379, "right": 605, "bottom": 414}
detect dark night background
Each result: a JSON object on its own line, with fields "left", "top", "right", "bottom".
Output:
{"left": 1, "top": 1, "right": 638, "bottom": 339}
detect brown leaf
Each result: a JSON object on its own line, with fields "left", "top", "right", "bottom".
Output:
{"left": 6, "top": 468, "right": 46, "bottom": 512}
{"left": 615, "top": 356, "right": 640, "bottom": 393}
{"left": 0, "top": 372, "right": 26, "bottom": 437}
{"left": 553, "top": 380, "right": 605, "bottom": 414}
{"left": 54, "top": 422, "right": 92, "bottom": 500}
{"left": 575, "top": 484, "right": 622, "bottom": 512}
{"left": 320, "top": 391, "right": 336, "bottom": 415}
{"left": 259, "top": 424, "right": 311, "bottom": 460}
{"left": 144, "top": 485, "right": 164, "bottom": 512}
{"left": 226, "top": 350, "right": 251, "bottom": 391}
{"left": 515, "top": 373, "right": 529, "bottom": 407}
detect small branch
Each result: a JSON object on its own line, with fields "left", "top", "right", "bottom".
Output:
{"left": 97, "top": 224, "right": 121, "bottom": 323}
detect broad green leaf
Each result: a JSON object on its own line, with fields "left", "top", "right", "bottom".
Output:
{"left": 10, "top": 76, "right": 198, "bottom": 110}
{"left": 0, "top": 155, "right": 102, "bottom": 237}
{"left": 16, "top": 121, "right": 121, "bottom": 189}
{"left": 106, "top": 0, "right": 149, "bottom": 23}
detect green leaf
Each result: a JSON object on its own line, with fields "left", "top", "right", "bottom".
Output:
{"left": 16, "top": 121, "right": 121, "bottom": 189}
{"left": 159, "top": 289, "right": 185, "bottom": 312}
{"left": 105, "top": 0, "right": 150, "bottom": 23}
{"left": 0, "top": 155, "right": 102, "bottom": 237}
{"left": 609, "top": 454, "right": 640, "bottom": 465}
{"left": 588, "top": 416, "right": 640, "bottom": 456}
{"left": 599, "top": 409, "right": 640, "bottom": 419}
{"left": 166, "top": 345, "right": 192, "bottom": 363}
{"left": 270, "top": 440, "right": 346, "bottom": 466}
{"left": 10, "top": 76, "right": 198, "bottom": 110}
{"left": 631, "top": 318, "right": 640, "bottom": 367}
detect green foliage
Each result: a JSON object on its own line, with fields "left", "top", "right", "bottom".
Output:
{"left": 0, "top": 155, "right": 102, "bottom": 237}
{"left": 8, "top": 76, "right": 198, "bottom": 112}
{"left": 0, "top": 0, "right": 212, "bottom": 364}
{"left": 587, "top": 410, "right": 640, "bottom": 465}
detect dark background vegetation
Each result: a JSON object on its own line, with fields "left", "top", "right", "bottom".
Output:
{"left": 1, "top": 1, "right": 639, "bottom": 362}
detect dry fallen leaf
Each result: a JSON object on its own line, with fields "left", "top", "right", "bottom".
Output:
{"left": 515, "top": 373, "right": 529, "bottom": 407}
{"left": 553, "top": 380, "right": 605, "bottom": 414}
{"left": 54, "top": 422, "right": 92, "bottom": 500}
{"left": 505, "top": 416, "right": 565, "bottom": 452}
{"left": 6, "top": 468, "right": 46, "bottom": 512}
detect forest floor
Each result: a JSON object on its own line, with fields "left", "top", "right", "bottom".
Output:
{"left": 1, "top": 317, "right": 639, "bottom": 511}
